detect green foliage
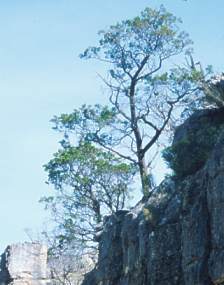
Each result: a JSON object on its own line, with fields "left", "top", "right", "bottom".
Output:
{"left": 43, "top": 5, "right": 204, "bottom": 254}
{"left": 44, "top": 142, "right": 134, "bottom": 193}
{"left": 51, "top": 104, "right": 125, "bottom": 148}
{"left": 81, "top": 6, "right": 192, "bottom": 71}
{"left": 163, "top": 124, "right": 223, "bottom": 179}
{"left": 42, "top": 141, "right": 135, "bottom": 247}
{"left": 53, "top": 104, "right": 117, "bottom": 131}
{"left": 79, "top": 5, "right": 200, "bottom": 196}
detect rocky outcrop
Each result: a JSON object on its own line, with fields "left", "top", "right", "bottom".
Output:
{"left": 0, "top": 242, "right": 94, "bottom": 285}
{"left": 203, "top": 74, "right": 224, "bottom": 108}
{"left": 0, "top": 243, "right": 49, "bottom": 285}
{"left": 82, "top": 108, "right": 224, "bottom": 285}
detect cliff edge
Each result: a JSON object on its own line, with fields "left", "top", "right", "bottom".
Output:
{"left": 82, "top": 108, "right": 224, "bottom": 285}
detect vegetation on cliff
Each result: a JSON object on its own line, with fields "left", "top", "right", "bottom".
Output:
{"left": 163, "top": 109, "right": 224, "bottom": 178}
{"left": 41, "top": 4, "right": 219, "bottom": 276}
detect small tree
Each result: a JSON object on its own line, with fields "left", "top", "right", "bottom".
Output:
{"left": 41, "top": 142, "right": 134, "bottom": 248}
{"left": 55, "top": 6, "right": 198, "bottom": 198}
{"left": 40, "top": 228, "right": 94, "bottom": 285}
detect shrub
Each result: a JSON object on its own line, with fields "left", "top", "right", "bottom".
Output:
{"left": 163, "top": 125, "right": 223, "bottom": 179}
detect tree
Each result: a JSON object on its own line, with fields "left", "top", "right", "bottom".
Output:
{"left": 42, "top": 5, "right": 205, "bottom": 279}
{"left": 54, "top": 6, "right": 198, "bottom": 198}
{"left": 48, "top": 250, "right": 94, "bottom": 285}
{"left": 43, "top": 229, "right": 94, "bottom": 285}
{"left": 41, "top": 142, "right": 134, "bottom": 249}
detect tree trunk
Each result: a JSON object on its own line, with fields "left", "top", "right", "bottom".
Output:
{"left": 129, "top": 79, "right": 150, "bottom": 198}
{"left": 93, "top": 200, "right": 101, "bottom": 224}
{"left": 90, "top": 191, "right": 102, "bottom": 224}
{"left": 138, "top": 155, "right": 150, "bottom": 198}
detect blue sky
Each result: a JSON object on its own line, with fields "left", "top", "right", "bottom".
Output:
{"left": 0, "top": 0, "right": 223, "bottom": 252}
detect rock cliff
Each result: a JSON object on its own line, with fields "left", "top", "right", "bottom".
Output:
{"left": 0, "top": 242, "right": 91, "bottom": 285}
{"left": 0, "top": 243, "right": 49, "bottom": 285}
{"left": 82, "top": 108, "right": 224, "bottom": 285}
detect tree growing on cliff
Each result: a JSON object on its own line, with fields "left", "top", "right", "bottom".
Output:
{"left": 41, "top": 6, "right": 205, "bottom": 278}
{"left": 53, "top": 6, "right": 199, "bottom": 198}
{"left": 41, "top": 142, "right": 134, "bottom": 248}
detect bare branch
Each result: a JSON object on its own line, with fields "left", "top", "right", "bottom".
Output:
{"left": 94, "top": 136, "right": 137, "bottom": 163}
{"left": 133, "top": 55, "right": 150, "bottom": 81}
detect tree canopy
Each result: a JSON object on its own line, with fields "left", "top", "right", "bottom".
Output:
{"left": 41, "top": 142, "right": 134, "bottom": 249}
{"left": 57, "top": 5, "right": 199, "bottom": 197}
{"left": 42, "top": 5, "right": 204, "bottom": 260}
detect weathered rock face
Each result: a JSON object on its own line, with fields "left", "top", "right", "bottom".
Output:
{"left": 82, "top": 108, "right": 224, "bottom": 285}
{"left": 203, "top": 74, "right": 224, "bottom": 108}
{"left": 0, "top": 243, "right": 49, "bottom": 285}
